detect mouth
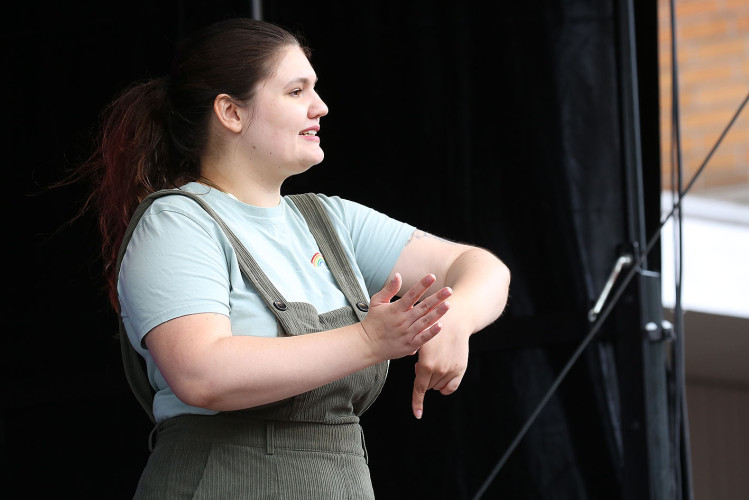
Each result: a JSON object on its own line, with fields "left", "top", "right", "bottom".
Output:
{"left": 299, "top": 125, "right": 320, "bottom": 137}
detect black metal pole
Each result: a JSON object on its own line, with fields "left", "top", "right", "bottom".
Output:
{"left": 615, "top": 0, "right": 673, "bottom": 498}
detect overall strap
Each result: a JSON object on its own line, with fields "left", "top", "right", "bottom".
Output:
{"left": 288, "top": 193, "right": 370, "bottom": 322}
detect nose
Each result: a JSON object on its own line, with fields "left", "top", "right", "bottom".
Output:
{"left": 309, "top": 90, "right": 328, "bottom": 119}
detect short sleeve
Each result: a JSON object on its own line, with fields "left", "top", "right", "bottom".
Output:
{"left": 118, "top": 207, "right": 232, "bottom": 348}
{"left": 315, "top": 195, "right": 416, "bottom": 296}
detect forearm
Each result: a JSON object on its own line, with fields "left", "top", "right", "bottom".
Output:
{"left": 172, "top": 322, "right": 378, "bottom": 411}
{"left": 442, "top": 247, "right": 510, "bottom": 334}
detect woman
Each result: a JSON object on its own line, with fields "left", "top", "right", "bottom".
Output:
{"left": 83, "top": 17, "right": 509, "bottom": 498}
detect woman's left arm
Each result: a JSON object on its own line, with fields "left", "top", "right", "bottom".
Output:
{"left": 387, "top": 230, "right": 511, "bottom": 419}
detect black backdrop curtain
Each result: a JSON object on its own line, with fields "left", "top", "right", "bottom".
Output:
{"left": 4, "top": 0, "right": 664, "bottom": 498}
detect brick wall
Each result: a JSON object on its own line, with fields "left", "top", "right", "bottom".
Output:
{"left": 659, "top": 0, "right": 749, "bottom": 192}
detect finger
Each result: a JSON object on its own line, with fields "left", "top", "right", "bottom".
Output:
{"left": 413, "top": 321, "right": 443, "bottom": 348}
{"left": 429, "top": 363, "right": 458, "bottom": 392}
{"left": 371, "top": 273, "right": 402, "bottom": 305}
{"left": 409, "top": 287, "right": 452, "bottom": 320}
{"left": 409, "top": 302, "right": 450, "bottom": 338}
{"left": 438, "top": 375, "right": 464, "bottom": 395}
{"left": 412, "top": 361, "right": 435, "bottom": 420}
{"left": 433, "top": 373, "right": 464, "bottom": 395}
{"left": 396, "top": 274, "right": 437, "bottom": 311}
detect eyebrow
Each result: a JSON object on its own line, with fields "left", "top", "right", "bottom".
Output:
{"left": 285, "top": 76, "right": 318, "bottom": 87}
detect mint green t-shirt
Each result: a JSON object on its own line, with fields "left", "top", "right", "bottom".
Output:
{"left": 117, "top": 183, "right": 415, "bottom": 422}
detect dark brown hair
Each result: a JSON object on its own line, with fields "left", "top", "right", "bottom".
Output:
{"left": 78, "top": 18, "right": 308, "bottom": 309}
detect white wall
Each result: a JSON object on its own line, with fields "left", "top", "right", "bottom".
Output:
{"left": 661, "top": 191, "right": 749, "bottom": 499}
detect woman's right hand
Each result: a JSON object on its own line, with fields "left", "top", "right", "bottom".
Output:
{"left": 359, "top": 273, "right": 452, "bottom": 361}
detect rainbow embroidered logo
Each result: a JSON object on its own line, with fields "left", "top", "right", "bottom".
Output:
{"left": 310, "top": 252, "right": 327, "bottom": 268}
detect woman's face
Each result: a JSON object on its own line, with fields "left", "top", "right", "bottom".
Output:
{"left": 243, "top": 45, "right": 329, "bottom": 179}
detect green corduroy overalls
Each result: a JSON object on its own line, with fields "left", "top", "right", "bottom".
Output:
{"left": 116, "top": 190, "right": 388, "bottom": 499}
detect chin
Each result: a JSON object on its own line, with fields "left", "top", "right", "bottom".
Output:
{"left": 295, "top": 159, "right": 321, "bottom": 175}
{"left": 307, "top": 152, "right": 325, "bottom": 168}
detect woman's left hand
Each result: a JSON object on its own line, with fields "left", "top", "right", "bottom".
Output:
{"left": 410, "top": 317, "right": 471, "bottom": 419}
{"left": 386, "top": 230, "right": 511, "bottom": 420}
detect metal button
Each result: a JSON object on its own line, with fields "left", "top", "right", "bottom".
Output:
{"left": 356, "top": 301, "right": 369, "bottom": 312}
{"left": 273, "top": 300, "right": 287, "bottom": 311}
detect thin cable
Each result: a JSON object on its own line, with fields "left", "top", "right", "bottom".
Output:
{"left": 471, "top": 89, "right": 749, "bottom": 500}
{"left": 668, "top": 0, "right": 685, "bottom": 498}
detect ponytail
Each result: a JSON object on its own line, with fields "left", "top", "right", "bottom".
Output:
{"left": 84, "top": 77, "right": 177, "bottom": 309}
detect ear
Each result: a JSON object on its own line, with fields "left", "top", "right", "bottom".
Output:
{"left": 213, "top": 94, "right": 245, "bottom": 134}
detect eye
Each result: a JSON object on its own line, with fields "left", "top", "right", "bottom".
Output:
{"left": 290, "top": 88, "right": 302, "bottom": 97}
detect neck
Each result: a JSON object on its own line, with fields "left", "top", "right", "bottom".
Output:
{"left": 200, "top": 162, "right": 284, "bottom": 208}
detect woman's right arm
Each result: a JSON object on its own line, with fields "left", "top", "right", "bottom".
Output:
{"left": 145, "top": 272, "right": 452, "bottom": 412}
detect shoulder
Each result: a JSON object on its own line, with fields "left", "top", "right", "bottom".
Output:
{"left": 142, "top": 184, "right": 215, "bottom": 217}
{"left": 288, "top": 193, "right": 390, "bottom": 227}
{"left": 287, "top": 192, "right": 415, "bottom": 249}
{"left": 136, "top": 184, "right": 233, "bottom": 236}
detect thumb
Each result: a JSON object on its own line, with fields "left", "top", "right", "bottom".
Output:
{"left": 371, "top": 272, "right": 402, "bottom": 306}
